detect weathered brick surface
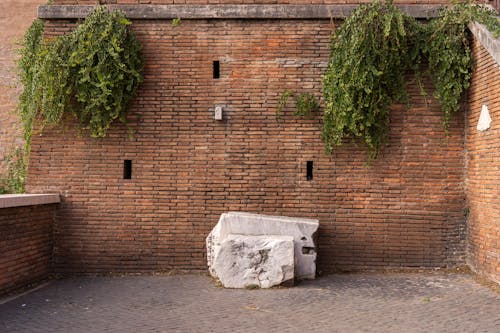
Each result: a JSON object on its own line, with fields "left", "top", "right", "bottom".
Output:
{"left": 26, "top": 18, "right": 467, "bottom": 274}
{"left": 0, "top": 204, "right": 57, "bottom": 295}
{"left": 466, "top": 39, "right": 500, "bottom": 284}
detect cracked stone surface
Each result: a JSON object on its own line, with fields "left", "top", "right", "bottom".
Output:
{"left": 207, "top": 212, "right": 319, "bottom": 281}
{"left": 212, "top": 234, "right": 294, "bottom": 288}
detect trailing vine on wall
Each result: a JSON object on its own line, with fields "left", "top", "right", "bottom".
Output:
{"left": 295, "top": 93, "right": 321, "bottom": 117}
{"left": 19, "top": 6, "right": 143, "bottom": 142}
{"left": 7, "top": 6, "right": 144, "bottom": 194}
{"left": 18, "top": 18, "right": 45, "bottom": 146}
{"left": 322, "top": 0, "right": 418, "bottom": 161}
{"left": 2, "top": 19, "right": 47, "bottom": 194}
{"left": 276, "top": 90, "right": 320, "bottom": 122}
{"left": 69, "top": 7, "right": 143, "bottom": 138}
{"left": 424, "top": 2, "right": 500, "bottom": 132}
{"left": 282, "top": 1, "right": 499, "bottom": 161}
{"left": 0, "top": 147, "right": 26, "bottom": 194}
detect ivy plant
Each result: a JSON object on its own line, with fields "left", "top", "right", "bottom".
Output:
{"left": 320, "top": 0, "right": 499, "bottom": 161}
{"left": 276, "top": 90, "right": 320, "bottom": 122}
{"left": 322, "top": 0, "right": 417, "bottom": 161}
{"left": 18, "top": 18, "right": 45, "bottom": 145}
{"left": 424, "top": 2, "right": 500, "bottom": 131}
{"left": 68, "top": 7, "right": 143, "bottom": 137}
{"left": 295, "top": 93, "right": 321, "bottom": 117}
{"left": 18, "top": 6, "right": 143, "bottom": 141}
{"left": 12, "top": 7, "right": 143, "bottom": 193}
{"left": 0, "top": 147, "right": 27, "bottom": 194}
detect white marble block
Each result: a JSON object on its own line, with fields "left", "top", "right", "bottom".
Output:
{"left": 212, "top": 234, "right": 294, "bottom": 288}
{"left": 207, "top": 212, "right": 319, "bottom": 283}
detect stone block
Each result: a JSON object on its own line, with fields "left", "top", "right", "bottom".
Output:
{"left": 212, "top": 234, "right": 294, "bottom": 289}
{"left": 207, "top": 212, "right": 319, "bottom": 281}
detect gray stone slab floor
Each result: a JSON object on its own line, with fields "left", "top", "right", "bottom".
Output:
{"left": 0, "top": 273, "right": 499, "bottom": 333}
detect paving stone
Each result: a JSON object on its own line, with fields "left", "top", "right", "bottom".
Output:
{"left": 0, "top": 273, "right": 499, "bottom": 333}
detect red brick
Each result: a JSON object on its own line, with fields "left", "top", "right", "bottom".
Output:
{"left": 466, "top": 38, "right": 500, "bottom": 284}
{"left": 0, "top": 204, "right": 57, "bottom": 295}
{"left": 26, "top": 18, "right": 467, "bottom": 274}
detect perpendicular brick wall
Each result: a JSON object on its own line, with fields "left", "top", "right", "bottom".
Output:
{"left": 26, "top": 15, "right": 467, "bottom": 274}
{"left": 466, "top": 38, "right": 500, "bottom": 284}
{"left": 0, "top": 204, "right": 57, "bottom": 295}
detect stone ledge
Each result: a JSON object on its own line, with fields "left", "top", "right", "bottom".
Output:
{"left": 0, "top": 194, "right": 60, "bottom": 209}
{"left": 38, "top": 4, "right": 442, "bottom": 20}
{"left": 469, "top": 22, "right": 500, "bottom": 66}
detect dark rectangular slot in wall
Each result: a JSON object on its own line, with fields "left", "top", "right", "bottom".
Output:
{"left": 306, "top": 161, "right": 313, "bottom": 181}
{"left": 213, "top": 61, "right": 220, "bottom": 79}
{"left": 123, "top": 160, "right": 132, "bottom": 179}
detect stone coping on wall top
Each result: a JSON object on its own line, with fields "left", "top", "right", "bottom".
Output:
{"left": 0, "top": 194, "right": 60, "bottom": 209}
{"left": 38, "top": 4, "right": 499, "bottom": 66}
{"left": 38, "top": 4, "right": 443, "bottom": 20}
{"left": 469, "top": 22, "right": 500, "bottom": 66}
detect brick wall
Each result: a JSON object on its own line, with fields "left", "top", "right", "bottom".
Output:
{"left": 26, "top": 18, "right": 467, "bottom": 274}
{"left": 466, "top": 38, "right": 499, "bottom": 284}
{"left": 0, "top": 204, "right": 56, "bottom": 295}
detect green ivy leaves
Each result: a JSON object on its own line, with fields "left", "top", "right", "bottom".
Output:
{"left": 276, "top": 91, "right": 320, "bottom": 122}
{"left": 68, "top": 7, "right": 143, "bottom": 138}
{"left": 18, "top": 18, "right": 45, "bottom": 145}
{"left": 19, "top": 6, "right": 144, "bottom": 141}
{"left": 424, "top": 2, "right": 499, "bottom": 132}
{"left": 0, "top": 147, "right": 26, "bottom": 194}
{"left": 322, "top": 0, "right": 499, "bottom": 161}
{"left": 322, "top": 1, "right": 415, "bottom": 161}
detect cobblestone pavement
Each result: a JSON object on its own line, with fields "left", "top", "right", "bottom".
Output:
{"left": 0, "top": 273, "right": 499, "bottom": 333}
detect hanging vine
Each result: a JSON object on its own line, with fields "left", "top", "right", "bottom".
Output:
{"left": 276, "top": 90, "right": 320, "bottom": 122}
{"left": 8, "top": 7, "right": 144, "bottom": 194}
{"left": 18, "top": 18, "right": 45, "bottom": 146}
{"left": 0, "top": 147, "right": 27, "bottom": 194}
{"left": 424, "top": 2, "right": 500, "bottom": 131}
{"left": 68, "top": 7, "right": 143, "bottom": 138}
{"left": 322, "top": 0, "right": 419, "bottom": 161}
{"left": 279, "top": 1, "right": 499, "bottom": 161}
{"left": 18, "top": 6, "right": 143, "bottom": 141}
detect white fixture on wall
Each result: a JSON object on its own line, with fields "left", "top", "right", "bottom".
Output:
{"left": 477, "top": 104, "right": 492, "bottom": 132}
{"left": 214, "top": 105, "right": 223, "bottom": 120}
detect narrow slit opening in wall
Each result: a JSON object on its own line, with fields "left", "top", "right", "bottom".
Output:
{"left": 213, "top": 61, "right": 220, "bottom": 79}
{"left": 123, "top": 160, "right": 132, "bottom": 179}
{"left": 306, "top": 161, "right": 313, "bottom": 181}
